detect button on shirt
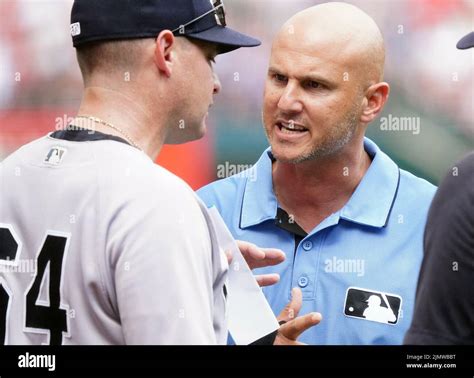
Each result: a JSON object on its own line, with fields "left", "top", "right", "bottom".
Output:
{"left": 302, "top": 241, "right": 313, "bottom": 251}
{"left": 198, "top": 138, "right": 436, "bottom": 345}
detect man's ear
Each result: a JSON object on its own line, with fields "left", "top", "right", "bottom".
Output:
{"left": 360, "top": 82, "right": 390, "bottom": 124}
{"left": 154, "top": 30, "right": 175, "bottom": 78}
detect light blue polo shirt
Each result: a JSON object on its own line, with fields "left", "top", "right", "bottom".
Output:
{"left": 198, "top": 138, "right": 436, "bottom": 345}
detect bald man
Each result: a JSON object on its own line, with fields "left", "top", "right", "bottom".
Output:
{"left": 198, "top": 2, "right": 436, "bottom": 345}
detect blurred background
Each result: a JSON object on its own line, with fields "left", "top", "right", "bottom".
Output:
{"left": 0, "top": 0, "right": 473, "bottom": 189}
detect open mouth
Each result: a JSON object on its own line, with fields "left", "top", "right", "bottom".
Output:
{"left": 276, "top": 121, "right": 309, "bottom": 135}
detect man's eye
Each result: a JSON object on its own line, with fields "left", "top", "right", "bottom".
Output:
{"left": 305, "top": 81, "right": 321, "bottom": 89}
{"left": 274, "top": 74, "right": 287, "bottom": 82}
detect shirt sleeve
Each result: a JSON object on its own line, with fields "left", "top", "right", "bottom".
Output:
{"left": 107, "top": 183, "right": 219, "bottom": 345}
{"left": 404, "top": 153, "right": 474, "bottom": 345}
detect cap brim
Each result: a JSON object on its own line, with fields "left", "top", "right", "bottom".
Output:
{"left": 457, "top": 31, "right": 474, "bottom": 50}
{"left": 186, "top": 25, "right": 261, "bottom": 54}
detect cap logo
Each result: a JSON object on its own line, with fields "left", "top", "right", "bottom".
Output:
{"left": 70, "top": 22, "right": 81, "bottom": 37}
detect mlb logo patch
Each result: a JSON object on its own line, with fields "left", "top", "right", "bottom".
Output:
{"left": 44, "top": 147, "right": 67, "bottom": 166}
{"left": 344, "top": 287, "right": 402, "bottom": 325}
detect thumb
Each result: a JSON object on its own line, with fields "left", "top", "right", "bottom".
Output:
{"left": 279, "top": 312, "right": 322, "bottom": 341}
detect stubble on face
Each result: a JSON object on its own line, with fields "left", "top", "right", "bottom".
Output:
{"left": 264, "top": 104, "right": 360, "bottom": 164}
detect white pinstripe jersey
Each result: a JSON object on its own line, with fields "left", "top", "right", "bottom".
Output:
{"left": 0, "top": 129, "right": 228, "bottom": 345}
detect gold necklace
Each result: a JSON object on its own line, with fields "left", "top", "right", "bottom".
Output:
{"left": 74, "top": 115, "right": 142, "bottom": 150}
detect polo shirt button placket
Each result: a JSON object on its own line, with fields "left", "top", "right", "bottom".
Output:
{"left": 302, "top": 240, "right": 313, "bottom": 251}
{"left": 298, "top": 276, "right": 309, "bottom": 288}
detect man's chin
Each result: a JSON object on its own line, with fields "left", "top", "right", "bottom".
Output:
{"left": 270, "top": 144, "right": 312, "bottom": 164}
{"left": 164, "top": 124, "right": 206, "bottom": 145}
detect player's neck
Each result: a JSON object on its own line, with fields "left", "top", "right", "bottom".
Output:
{"left": 75, "top": 86, "right": 167, "bottom": 159}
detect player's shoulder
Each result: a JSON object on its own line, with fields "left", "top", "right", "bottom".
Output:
{"left": 97, "top": 145, "right": 197, "bottom": 205}
{"left": 1, "top": 136, "right": 47, "bottom": 167}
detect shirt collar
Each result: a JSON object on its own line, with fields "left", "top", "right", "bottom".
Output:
{"left": 240, "top": 149, "right": 278, "bottom": 229}
{"left": 49, "top": 128, "right": 131, "bottom": 146}
{"left": 240, "top": 137, "right": 400, "bottom": 230}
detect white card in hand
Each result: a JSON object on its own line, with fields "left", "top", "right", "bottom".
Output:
{"left": 207, "top": 207, "right": 279, "bottom": 345}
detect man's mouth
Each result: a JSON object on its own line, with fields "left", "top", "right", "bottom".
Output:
{"left": 276, "top": 120, "right": 309, "bottom": 134}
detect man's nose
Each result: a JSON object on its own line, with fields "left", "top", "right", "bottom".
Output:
{"left": 277, "top": 82, "right": 303, "bottom": 113}
{"left": 213, "top": 72, "right": 221, "bottom": 95}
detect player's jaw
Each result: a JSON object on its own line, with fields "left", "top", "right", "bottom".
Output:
{"left": 196, "top": 103, "right": 213, "bottom": 138}
{"left": 191, "top": 39, "right": 221, "bottom": 135}
{"left": 191, "top": 93, "right": 215, "bottom": 139}
{"left": 164, "top": 42, "right": 218, "bottom": 144}
{"left": 164, "top": 108, "right": 210, "bottom": 145}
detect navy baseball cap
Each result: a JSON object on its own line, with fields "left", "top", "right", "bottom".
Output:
{"left": 70, "top": 0, "right": 261, "bottom": 54}
{"left": 456, "top": 31, "right": 474, "bottom": 50}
